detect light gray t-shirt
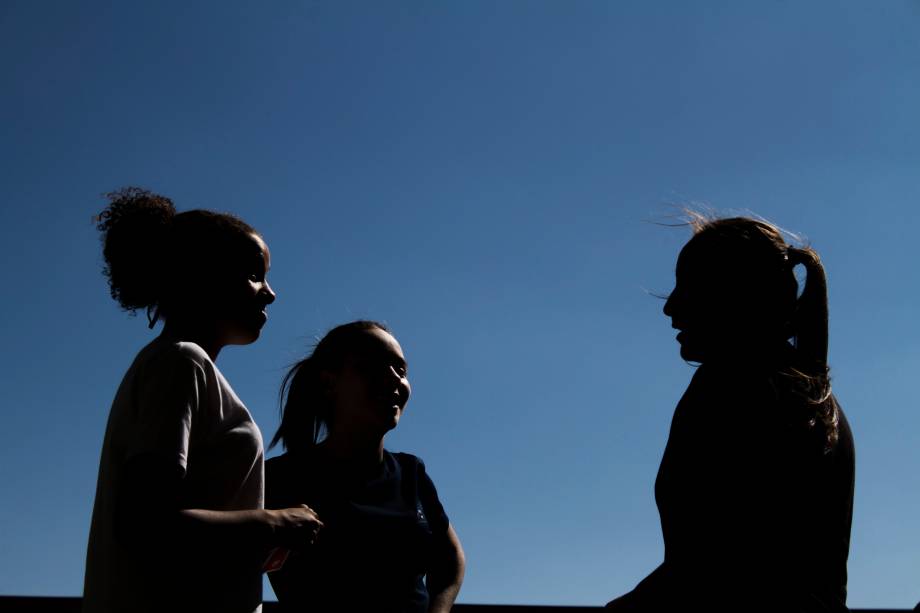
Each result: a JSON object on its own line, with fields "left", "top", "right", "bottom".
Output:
{"left": 83, "top": 337, "right": 264, "bottom": 613}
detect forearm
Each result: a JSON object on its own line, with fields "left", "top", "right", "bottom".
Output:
{"left": 119, "top": 487, "right": 318, "bottom": 565}
{"left": 116, "top": 454, "right": 312, "bottom": 553}
{"left": 427, "top": 561, "right": 464, "bottom": 613}
{"left": 114, "top": 457, "right": 276, "bottom": 558}
{"left": 178, "top": 505, "right": 324, "bottom": 559}
{"left": 428, "top": 581, "right": 462, "bottom": 613}
{"left": 427, "top": 524, "right": 465, "bottom": 613}
{"left": 177, "top": 508, "right": 275, "bottom": 557}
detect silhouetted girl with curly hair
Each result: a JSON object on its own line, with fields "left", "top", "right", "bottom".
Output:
{"left": 84, "top": 188, "right": 322, "bottom": 613}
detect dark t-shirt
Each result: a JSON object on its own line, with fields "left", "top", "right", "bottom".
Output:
{"left": 265, "top": 449, "right": 450, "bottom": 613}
{"left": 648, "top": 360, "right": 856, "bottom": 611}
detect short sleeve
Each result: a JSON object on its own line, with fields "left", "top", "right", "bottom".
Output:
{"left": 416, "top": 458, "right": 450, "bottom": 538}
{"left": 126, "top": 349, "right": 208, "bottom": 473}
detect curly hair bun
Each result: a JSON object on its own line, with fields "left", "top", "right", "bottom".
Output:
{"left": 96, "top": 187, "right": 176, "bottom": 313}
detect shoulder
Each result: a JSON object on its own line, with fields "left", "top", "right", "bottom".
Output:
{"left": 388, "top": 451, "right": 425, "bottom": 472}
{"left": 387, "top": 452, "right": 441, "bottom": 491}
{"left": 389, "top": 452, "right": 451, "bottom": 530}
{"left": 677, "top": 363, "right": 782, "bottom": 443}
{"left": 384, "top": 451, "right": 435, "bottom": 486}
{"left": 125, "top": 339, "right": 232, "bottom": 418}
{"left": 832, "top": 401, "right": 856, "bottom": 457}
{"left": 692, "top": 361, "right": 775, "bottom": 392}
{"left": 689, "top": 362, "right": 780, "bottom": 410}
{"left": 119, "top": 339, "right": 215, "bottom": 401}
{"left": 138, "top": 337, "right": 214, "bottom": 376}
{"left": 170, "top": 341, "right": 215, "bottom": 371}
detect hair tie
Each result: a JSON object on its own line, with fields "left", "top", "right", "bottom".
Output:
{"left": 786, "top": 246, "right": 808, "bottom": 267}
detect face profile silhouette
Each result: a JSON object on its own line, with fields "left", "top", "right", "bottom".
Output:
{"left": 208, "top": 232, "right": 276, "bottom": 347}
{"left": 322, "top": 326, "right": 411, "bottom": 439}
{"left": 663, "top": 218, "right": 798, "bottom": 364}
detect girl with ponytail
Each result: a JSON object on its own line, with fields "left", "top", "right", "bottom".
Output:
{"left": 265, "top": 320, "right": 465, "bottom": 613}
{"left": 84, "top": 188, "right": 322, "bottom": 613}
{"left": 606, "top": 215, "right": 855, "bottom": 612}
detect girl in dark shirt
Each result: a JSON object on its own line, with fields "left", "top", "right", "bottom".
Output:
{"left": 266, "top": 320, "right": 465, "bottom": 613}
{"left": 606, "top": 215, "right": 855, "bottom": 612}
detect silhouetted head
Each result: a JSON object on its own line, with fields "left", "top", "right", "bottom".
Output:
{"left": 96, "top": 187, "right": 276, "bottom": 347}
{"left": 271, "top": 321, "right": 411, "bottom": 451}
{"left": 664, "top": 216, "right": 822, "bottom": 365}
{"left": 664, "top": 213, "right": 840, "bottom": 450}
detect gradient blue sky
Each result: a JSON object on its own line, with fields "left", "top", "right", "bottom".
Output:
{"left": 2, "top": 1, "right": 919, "bottom": 607}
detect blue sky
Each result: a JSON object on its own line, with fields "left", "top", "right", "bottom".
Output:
{"left": 1, "top": 0, "right": 919, "bottom": 607}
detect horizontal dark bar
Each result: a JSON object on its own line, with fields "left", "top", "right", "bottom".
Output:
{"left": 0, "top": 596, "right": 912, "bottom": 612}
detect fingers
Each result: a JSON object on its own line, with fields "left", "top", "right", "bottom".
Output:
{"left": 287, "top": 504, "right": 323, "bottom": 549}
{"left": 295, "top": 504, "right": 324, "bottom": 534}
{"left": 296, "top": 504, "right": 323, "bottom": 525}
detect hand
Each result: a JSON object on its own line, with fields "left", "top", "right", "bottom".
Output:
{"left": 263, "top": 504, "right": 323, "bottom": 550}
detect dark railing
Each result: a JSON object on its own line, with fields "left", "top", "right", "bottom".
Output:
{"left": 0, "top": 597, "right": 913, "bottom": 612}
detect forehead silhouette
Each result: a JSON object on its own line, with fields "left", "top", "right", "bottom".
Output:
{"left": 681, "top": 221, "right": 789, "bottom": 281}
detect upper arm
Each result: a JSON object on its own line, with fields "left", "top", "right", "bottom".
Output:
{"left": 113, "top": 351, "right": 209, "bottom": 542}
{"left": 414, "top": 459, "right": 463, "bottom": 580}
{"left": 114, "top": 452, "right": 185, "bottom": 546}
{"left": 128, "top": 351, "right": 209, "bottom": 471}
{"left": 415, "top": 459, "right": 450, "bottom": 539}
{"left": 441, "top": 522, "right": 464, "bottom": 566}
{"left": 426, "top": 521, "right": 465, "bottom": 597}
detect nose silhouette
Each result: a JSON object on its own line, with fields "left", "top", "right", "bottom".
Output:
{"left": 663, "top": 290, "right": 675, "bottom": 318}
{"left": 262, "top": 282, "right": 276, "bottom": 305}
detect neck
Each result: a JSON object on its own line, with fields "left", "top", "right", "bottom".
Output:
{"left": 161, "top": 321, "right": 224, "bottom": 361}
{"left": 321, "top": 430, "right": 386, "bottom": 468}
{"left": 705, "top": 338, "right": 792, "bottom": 368}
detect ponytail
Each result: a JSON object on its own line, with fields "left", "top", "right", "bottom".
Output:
{"left": 787, "top": 246, "right": 829, "bottom": 375}
{"left": 270, "top": 357, "right": 327, "bottom": 451}
{"left": 786, "top": 245, "right": 839, "bottom": 450}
